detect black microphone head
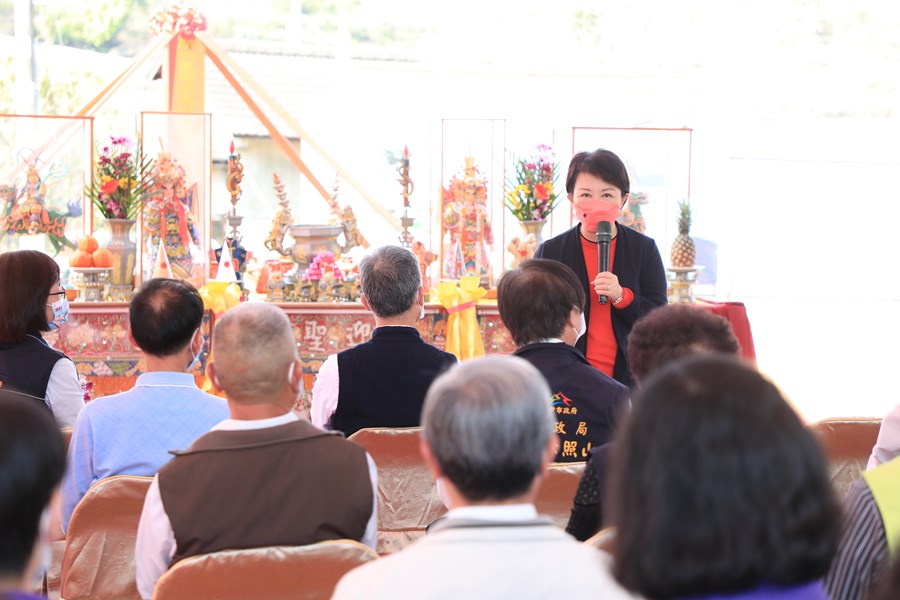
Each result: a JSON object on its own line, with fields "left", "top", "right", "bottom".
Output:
{"left": 596, "top": 220, "right": 613, "bottom": 242}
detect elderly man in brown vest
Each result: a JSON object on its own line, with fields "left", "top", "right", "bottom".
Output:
{"left": 135, "top": 303, "right": 377, "bottom": 600}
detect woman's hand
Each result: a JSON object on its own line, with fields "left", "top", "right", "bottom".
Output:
{"left": 592, "top": 272, "right": 623, "bottom": 303}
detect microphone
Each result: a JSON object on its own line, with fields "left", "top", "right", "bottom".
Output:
{"left": 596, "top": 221, "right": 613, "bottom": 304}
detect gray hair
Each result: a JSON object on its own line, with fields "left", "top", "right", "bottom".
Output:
{"left": 422, "top": 355, "right": 554, "bottom": 502}
{"left": 212, "top": 303, "right": 298, "bottom": 400}
{"left": 358, "top": 245, "right": 421, "bottom": 318}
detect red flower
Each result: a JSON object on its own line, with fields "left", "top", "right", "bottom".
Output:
{"left": 534, "top": 182, "right": 550, "bottom": 201}
{"left": 101, "top": 179, "right": 119, "bottom": 195}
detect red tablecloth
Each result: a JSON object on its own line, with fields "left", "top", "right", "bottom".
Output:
{"left": 695, "top": 298, "right": 756, "bottom": 363}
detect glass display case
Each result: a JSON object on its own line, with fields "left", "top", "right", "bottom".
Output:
{"left": 139, "top": 111, "right": 212, "bottom": 287}
{"left": 0, "top": 114, "right": 92, "bottom": 281}
{"left": 437, "top": 119, "right": 506, "bottom": 288}
{"left": 570, "top": 127, "right": 693, "bottom": 266}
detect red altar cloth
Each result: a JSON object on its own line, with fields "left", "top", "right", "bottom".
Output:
{"left": 696, "top": 298, "right": 756, "bottom": 363}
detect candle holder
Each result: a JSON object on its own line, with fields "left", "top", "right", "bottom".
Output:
{"left": 70, "top": 267, "right": 112, "bottom": 302}
{"left": 666, "top": 266, "right": 704, "bottom": 304}
{"left": 220, "top": 141, "right": 248, "bottom": 286}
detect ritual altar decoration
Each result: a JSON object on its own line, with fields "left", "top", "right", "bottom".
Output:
{"left": 137, "top": 111, "right": 212, "bottom": 288}
{"left": 261, "top": 172, "right": 362, "bottom": 302}
{"left": 504, "top": 144, "right": 559, "bottom": 264}
{"left": 86, "top": 135, "right": 155, "bottom": 299}
{"left": 435, "top": 276, "right": 488, "bottom": 361}
{"left": 441, "top": 157, "right": 493, "bottom": 286}
{"left": 214, "top": 141, "right": 249, "bottom": 287}
{"left": 0, "top": 115, "right": 91, "bottom": 264}
{"left": 620, "top": 190, "right": 648, "bottom": 233}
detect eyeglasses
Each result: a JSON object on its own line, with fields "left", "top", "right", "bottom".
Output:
{"left": 48, "top": 285, "right": 66, "bottom": 297}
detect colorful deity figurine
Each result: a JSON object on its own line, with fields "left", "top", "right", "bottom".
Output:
{"left": 1, "top": 158, "right": 81, "bottom": 255}
{"left": 145, "top": 153, "right": 200, "bottom": 281}
{"left": 442, "top": 157, "right": 493, "bottom": 286}
{"left": 6, "top": 164, "right": 51, "bottom": 236}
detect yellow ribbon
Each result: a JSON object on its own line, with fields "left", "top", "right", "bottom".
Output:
{"left": 197, "top": 281, "right": 243, "bottom": 395}
{"left": 436, "top": 276, "right": 487, "bottom": 361}
{"left": 199, "top": 281, "right": 242, "bottom": 316}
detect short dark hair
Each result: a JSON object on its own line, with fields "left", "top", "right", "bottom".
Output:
{"left": 358, "top": 246, "right": 421, "bottom": 318}
{"left": 565, "top": 148, "right": 630, "bottom": 198}
{"left": 0, "top": 250, "right": 60, "bottom": 342}
{"left": 627, "top": 304, "right": 741, "bottom": 385}
{"left": 129, "top": 278, "right": 204, "bottom": 357}
{"left": 0, "top": 393, "right": 66, "bottom": 579}
{"left": 609, "top": 355, "right": 841, "bottom": 598}
{"left": 497, "top": 259, "right": 585, "bottom": 346}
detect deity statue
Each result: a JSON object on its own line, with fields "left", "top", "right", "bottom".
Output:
{"left": 1, "top": 159, "right": 80, "bottom": 254}
{"left": 326, "top": 175, "right": 368, "bottom": 253}
{"left": 20, "top": 165, "right": 51, "bottom": 234}
{"left": 339, "top": 205, "right": 366, "bottom": 253}
{"left": 411, "top": 239, "right": 438, "bottom": 293}
{"left": 264, "top": 173, "right": 293, "bottom": 255}
{"left": 145, "top": 153, "right": 201, "bottom": 281}
{"left": 442, "top": 157, "right": 493, "bottom": 285}
{"left": 507, "top": 234, "right": 539, "bottom": 270}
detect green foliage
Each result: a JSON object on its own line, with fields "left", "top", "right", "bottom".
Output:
{"left": 572, "top": 9, "right": 602, "bottom": 47}
{"left": 0, "top": 56, "right": 101, "bottom": 115}
{"left": 35, "top": 0, "right": 136, "bottom": 51}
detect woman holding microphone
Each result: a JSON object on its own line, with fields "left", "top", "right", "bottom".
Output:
{"left": 535, "top": 148, "right": 667, "bottom": 389}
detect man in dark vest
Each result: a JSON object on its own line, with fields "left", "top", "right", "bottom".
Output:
{"left": 311, "top": 245, "right": 457, "bottom": 437}
{"left": 135, "top": 303, "right": 377, "bottom": 600}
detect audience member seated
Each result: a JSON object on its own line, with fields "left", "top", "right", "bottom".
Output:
{"left": 0, "top": 393, "right": 67, "bottom": 600}
{"left": 825, "top": 453, "right": 900, "bottom": 599}
{"left": 868, "top": 404, "right": 900, "bottom": 469}
{"left": 332, "top": 355, "right": 628, "bottom": 599}
{"left": 609, "top": 354, "right": 840, "bottom": 600}
{"left": 868, "top": 553, "right": 900, "bottom": 600}
{"left": 135, "top": 303, "right": 377, "bottom": 600}
{"left": 497, "top": 259, "right": 629, "bottom": 463}
{"left": 0, "top": 249, "right": 83, "bottom": 427}
{"left": 311, "top": 245, "right": 456, "bottom": 437}
{"left": 566, "top": 304, "right": 740, "bottom": 540}
{"left": 60, "top": 278, "right": 228, "bottom": 534}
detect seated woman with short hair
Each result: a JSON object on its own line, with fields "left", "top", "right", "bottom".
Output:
{"left": 497, "top": 259, "right": 629, "bottom": 463}
{"left": 566, "top": 304, "right": 741, "bottom": 540}
{"left": 608, "top": 354, "right": 841, "bottom": 600}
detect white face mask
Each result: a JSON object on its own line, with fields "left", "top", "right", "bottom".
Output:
{"left": 47, "top": 297, "right": 69, "bottom": 330}
{"left": 419, "top": 302, "right": 426, "bottom": 322}
{"left": 186, "top": 330, "right": 203, "bottom": 372}
{"left": 577, "top": 311, "right": 586, "bottom": 339}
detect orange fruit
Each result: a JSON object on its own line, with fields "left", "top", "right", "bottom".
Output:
{"left": 92, "top": 248, "right": 113, "bottom": 268}
{"left": 70, "top": 250, "right": 93, "bottom": 268}
{"left": 78, "top": 235, "right": 99, "bottom": 254}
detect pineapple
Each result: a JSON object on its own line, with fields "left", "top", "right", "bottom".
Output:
{"left": 670, "top": 199, "right": 696, "bottom": 267}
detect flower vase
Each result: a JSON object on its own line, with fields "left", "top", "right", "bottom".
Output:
{"left": 105, "top": 218, "right": 137, "bottom": 301}
{"left": 519, "top": 219, "right": 547, "bottom": 259}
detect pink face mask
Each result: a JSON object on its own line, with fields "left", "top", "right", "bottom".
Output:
{"left": 574, "top": 200, "right": 620, "bottom": 232}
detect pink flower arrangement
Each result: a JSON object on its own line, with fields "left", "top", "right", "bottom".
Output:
{"left": 87, "top": 136, "right": 156, "bottom": 220}
{"left": 505, "top": 144, "right": 560, "bottom": 221}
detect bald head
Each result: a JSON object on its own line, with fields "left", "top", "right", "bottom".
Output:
{"left": 211, "top": 303, "right": 298, "bottom": 403}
